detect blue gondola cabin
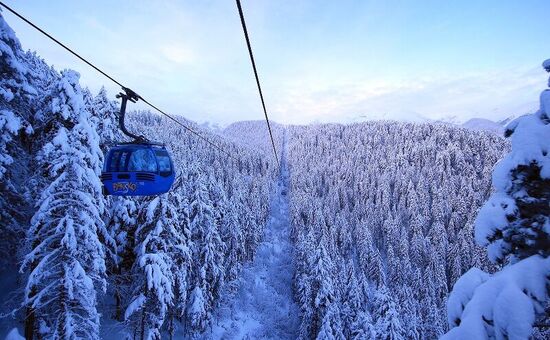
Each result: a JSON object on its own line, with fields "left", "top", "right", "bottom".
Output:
{"left": 101, "top": 143, "right": 175, "bottom": 196}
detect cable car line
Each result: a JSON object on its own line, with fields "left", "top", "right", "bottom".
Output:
{"left": 235, "top": 0, "right": 280, "bottom": 169}
{"left": 137, "top": 95, "right": 236, "bottom": 160}
{"left": 0, "top": 1, "right": 124, "bottom": 89}
{"left": 0, "top": 0, "right": 236, "bottom": 161}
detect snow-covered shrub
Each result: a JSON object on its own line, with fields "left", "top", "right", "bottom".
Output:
{"left": 443, "top": 60, "right": 550, "bottom": 339}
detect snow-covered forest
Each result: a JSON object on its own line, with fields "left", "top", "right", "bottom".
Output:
{"left": 286, "top": 122, "right": 508, "bottom": 338}
{"left": 1, "top": 9, "right": 549, "bottom": 340}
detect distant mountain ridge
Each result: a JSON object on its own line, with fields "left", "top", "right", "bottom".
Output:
{"left": 347, "top": 112, "right": 523, "bottom": 136}
{"left": 223, "top": 115, "right": 512, "bottom": 138}
{"left": 460, "top": 118, "right": 505, "bottom": 135}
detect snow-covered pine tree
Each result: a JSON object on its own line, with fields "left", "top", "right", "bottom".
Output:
{"left": 242, "top": 179, "right": 265, "bottom": 259}
{"left": 221, "top": 193, "right": 245, "bottom": 285}
{"left": 125, "top": 192, "right": 185, "bottom": 339}
{"left": 91, "top": 86, "right": 119, "bottom": 152}
{"left": 23, "top": 50, "right": 58, "bottom": 97}
{"left": 426, "top": 222, "right": 449, "bottom": 306}
{"left": 0, "top": 11, "right": 36, "bottom": 264}
{"left": 169, "top": 184, "right": 192, "bottom": 338}
{"left": 0, "top": 11, "right": 29, "bottom": 177}
{"left": 373, "top": 286, "right": 405, "bottom": 340}
{"left": 82, "top": 86, "right": 117, "bottom": 263}
{"left": 350, "top": 310, "right": 376, "bottom": 340}
{"left": 108, "top": 196, "right": 138, "bottom": 321}
{"left": 186, "top": 168, "right": 225, "bottom": 332}
{"left": 443, "top": 60, "right": 550, "bottom": 339}
{"left": 357, "top": 225, "right": 385, "bottom": 286}
{"left": 397, "top": 284, "right": 420, "bottom": 340}
{"left": 21, "top": 70, "right": 106, "bottom": 339}
{"left": 340, "top": 264, "right": 370, "bottom": 339}
{"left": 238, "top": 191, "right": 257, "bottom": 261}
{"left": 309, "top": 235, "right": 338, "bottom": 338}
{"left": 316, "top": 302, "right": 346, "bottom": 340}
{"left": 293, "top": 222, "right": 316, "bottom": 339}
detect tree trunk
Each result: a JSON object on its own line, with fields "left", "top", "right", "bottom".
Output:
{"left": 24, "top": 301, "right": 35, "bottom": 340}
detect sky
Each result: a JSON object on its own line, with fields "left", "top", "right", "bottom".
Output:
{"left": 2, "top": 0, "right": 549, "bottom": 126}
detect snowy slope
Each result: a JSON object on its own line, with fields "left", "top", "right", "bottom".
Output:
{"left": 223, "top": 121, "right": 284, "bottom": 149}
{"left": 207, "top": 135, "right": 299, "bottom": 339}
{"left": 461, "top": 118, "right": 504, "bottom": 135}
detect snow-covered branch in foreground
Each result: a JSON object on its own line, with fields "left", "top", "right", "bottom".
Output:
{"left": 443, "top": 59, "right": 550, "bottom": 339}
{"left": 443, "top": 256, "right": 550, "bottom": 339}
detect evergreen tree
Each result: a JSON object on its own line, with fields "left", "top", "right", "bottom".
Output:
{"left": 0, "top": 11, "right": 35, "bottom": 264}
{"left": 340, "top": 265, "right": 363, "bottom": 337}
{"left": 108, "top": 196, "right": 138, "bottom": 321}
{"left": 0, "top": 12, "right": 28, "bottom": 180}
{"left": 316, "top": 302, "right": 346, "bottom": 340}
{"left": 294, "top": 225, "right": 316, "bottom": 339}
{"left": 186, "top": 170, "right": 225, "bottom": 332}
{"left": 373, "top": 286, "right": 405, "bottom": 340}
{"left": 168, "top": 184, "right": 192, "bottom": 337}
{"left": 91, "top": 86, "right": 119, "bottom": 152}
{"left": 125, "top": 194, "right": 184, "bottom": 339}
{"left": 221, "top": 195, "right": 245, "bottom": 284}
{"left": 351, "top": 310, "right": 376, "bottom": 340}
{"left": 310, "top": 236, "right": 337, "bottom": 337}
{"left": 21, "top": 70, "right": 106, "bottom": 339}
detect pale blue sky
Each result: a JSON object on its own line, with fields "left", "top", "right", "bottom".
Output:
{"left": 2, "top": 0, "right": 549, "bottom": 125}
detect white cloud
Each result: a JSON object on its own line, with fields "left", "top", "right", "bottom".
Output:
{"left": 160, "top": 44, "right": 195, "bottom": 64}
{"left": 267, "top": 66, "right": 546, "bottom": 125}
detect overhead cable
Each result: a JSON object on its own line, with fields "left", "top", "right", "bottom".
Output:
{"left": 235, "top": 0, "right": 280, "bottom": 168}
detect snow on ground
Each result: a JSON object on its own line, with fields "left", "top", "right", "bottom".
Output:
{"left": 206, "top": 139, "right": 300, "bottom": 339}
